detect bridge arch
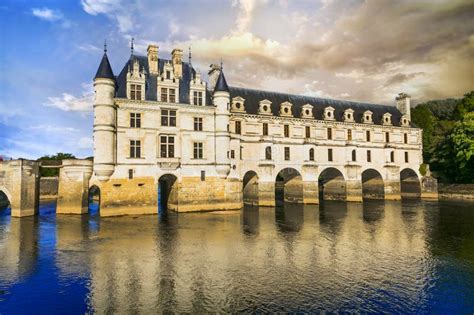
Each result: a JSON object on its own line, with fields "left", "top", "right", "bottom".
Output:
{"left": 400, "top": 168, "right": 421, "bottom": 199}
{"left": 158, "top": 174, "right": 178, "bottom": 212}
{"left": 361, "top": 168, "right": 385, "bottom": 200}
{"left": 243, "top": 170, "right": 259, "bottom": 205}
{"left": 275, "top": 168, "right": 303, "bottom": 204}
{"left": 0, "top": 188, "right": 12, "bottom": 213}
{"left": 88, "top": 185, "right": 101, "bottom": 214}
{"left": 319, "top": 167, "right": 346, "bottom": 201}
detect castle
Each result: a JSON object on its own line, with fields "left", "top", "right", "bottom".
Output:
{"left": 90, "top": 43, "right": 434, "bottom": 216}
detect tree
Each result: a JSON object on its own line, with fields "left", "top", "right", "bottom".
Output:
{"left": 37, "top": 153, "right": 76, "bottom": 177}
{"left": 411, "top": 104, "right": 436, "bottom": 161}
{"left": 453, "top": 91, "right": 474, "bottom": 120}
{"left": 450, "top": 112, "right": 474, "bottom": 183}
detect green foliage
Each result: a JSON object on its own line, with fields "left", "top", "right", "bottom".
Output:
{"left": 412, "top": 91, "right": 474, "bottom": 183}
{"left": 419, "top": 164, "right": 428, "bottom": 176}
{"left": 37, "top": 153, "right": 76, "bottom": 177}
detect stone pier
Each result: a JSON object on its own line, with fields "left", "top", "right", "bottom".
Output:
{"left": 56, "top": 159, "right": 93, "bottom": 214}
{"left": 0, "top": 159, "right": 40, "bottom": 217}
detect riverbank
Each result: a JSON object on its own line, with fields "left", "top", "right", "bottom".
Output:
{"left": 439, "top": 183, "right": 474, "bottom": 201}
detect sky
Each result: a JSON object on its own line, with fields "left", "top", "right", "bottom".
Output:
{"left": 0, "top": 0, "right": 473, "bottom": 159}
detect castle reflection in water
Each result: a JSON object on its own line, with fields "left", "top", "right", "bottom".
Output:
{"left": 0, "top": 200, "right": 473, "bottom": 313}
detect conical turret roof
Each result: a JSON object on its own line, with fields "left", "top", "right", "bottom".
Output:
{"left": 94, "top": 53, "right": 115, "bottom": 81}
{"left": 214, "top": 69, "right": 229, "bottom": 93}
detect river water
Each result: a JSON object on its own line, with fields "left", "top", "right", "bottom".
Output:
{"left": 0, "top": 200, "right": 473, "bottom": 313}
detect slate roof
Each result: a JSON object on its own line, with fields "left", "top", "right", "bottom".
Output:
{"left": 94, "top": 53, "right": 115, "bottom": 81}
{"left": 214, "top": 70, "right": 229, "bottom": 92}
{"left": 229, "top": 86, "right": 405, "bottom": 125}
{"left": 115, "top": 54, "right": 211, "bottom": 105}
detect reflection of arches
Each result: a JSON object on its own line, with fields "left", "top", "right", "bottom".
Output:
{"left": 158, "top": 174, "right": 178, "bottom": 212}
{"left": 318, "top": 168, "right": 346, "bottom": 201}
{"left": 88, "top": 185, "right": 101, "bottom": 214}
{"left": 400, "top": 168, "right": 421, "bottom": 199}
{"left": 361, "top": 169, "right": 384, "bottom": 200}
{"left": 243, "top": 171, "right": 258, "bottom": 205}
{"left": 242, "top": 205, "right": 259, "bottom": 235}
{"left": 275, "top": 168, "right": 303, "bottom": 204}
{"left": 275, "top": 203, "right": 304, "bottom": 233}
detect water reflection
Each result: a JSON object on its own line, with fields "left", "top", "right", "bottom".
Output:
{"left": 0, "top": 200, "right": 474, "bottom": 313}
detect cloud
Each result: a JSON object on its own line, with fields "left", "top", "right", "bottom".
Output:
{"left": 27, "top": 125, "right": 80, "bottom": 133}
{"left": 31, "top": 7, "right": 71, "bottom": 27}
{"left": 81, "top": 0, "right": 134, "bottom": 33}
{"left": 78, "top": 137, "right": 93, "bottom": 149}
{"left": 232, "top": 0, "right": 268, "bottom": 34}
{"left": 44, "top": 83, "right": 94, "bottom": 112}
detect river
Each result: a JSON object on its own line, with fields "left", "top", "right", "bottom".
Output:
{"left": 0, "top": 200, "right": 473, "bottom": 313}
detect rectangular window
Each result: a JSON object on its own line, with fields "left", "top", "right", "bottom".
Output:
{"left": 196, "top": 91, "right": 203, "bottom": 105}
{"left": 263, "top": 123, "right": 268, "bottom": 136}
{"left": 347, "top": 129, "right": 352, "bottom": 141}
{"left": 194, "top": 142, "right": 203, "bottom": 159}
{"left": 305, "top": 126, "right": 311, "bottom": 138}
{"left": 352, "top": 150, "right": 356, "bottom": 162}
{"left": 235, "top": 121, "right": 241, "bottom": 134}
{"left": 201, "top": 170, "right": 205, "bottom": 181}
{"left": 405, "top": 151, "right": 409, "bottom": 163}
{"left": 169, "top": 88, "right": 176, "bottom": 103}
{"left": 130, "top": 140, "right": 141, "bottom": 158}
{"left": 130, "top": 84, "right": 141, "bottom": 100}
{"left": 404, "top": 133, "right": 408, "bottom": 144}
{"left": 367, "top": 150, "right": 372, "bottom": 162}
{"left": 284, "top": 147, "right": 290, "bottom": 160}
{"left": 193, "top": 117, "right": 203, "bottom": 131}
{"left": 160, "top": 135, "right": 175, "bottom": 158}
{"left": 161, "top": 88, "right": 168, "bottom": 102}
{"left": 328, "top": 148, "right": 333, "bottom": 161}
{"left": 130, "top": 112, "right": 141, "bottom": 128}
{"left": 240, "top": 146, "right": 243, "bottom": 160}
{"left": 231, "top": 150, "right": 235, "bottom": 159}
{"left": 284, "top": 125, "right": 290, "bottom": 137}
{"left": 391, "top": 151, "right": 395, "bottom": 163}
{"left": 385, "top": 132, "right": 390, "bottom": 143}
{"left": 265, "top": 146, "right": 272, "bottom": 160}
{"left": 327, "top": 128, "right": 332, "bottom": 140}
{"left": 128, "top": 169, "right": 133, "bottom": 179}
{"left": 161, "top": 109, "right": 176, "bottom": 126}
{"left": 166, "top": 71, "right": 171, "bottom": 80}
{"left": 366, "top": 130, "right": 371, "bottom": 142}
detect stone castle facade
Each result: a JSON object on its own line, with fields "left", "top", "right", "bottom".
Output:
{"left": 90, "top": 43, "right": 434, "bottom": 216}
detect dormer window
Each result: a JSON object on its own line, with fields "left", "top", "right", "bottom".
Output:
{"left": 400, "top": 114, "right": 410, "bottom": 127}
{"left": 344, "top": 109, "right": 354, "bottom": 122}
{"left": 127, "top": 59, "right": 146, "bottom": 101}
{"left": 382, "top": 113, "right": 392, "bottom": 125}
{"left": 323, "top": 106, "right": 335, "bottom": 120}
{"left": 231, "top": 96, "right": 246, "bottom": 112}
{"left": 301, "top": 104, "right": 313, "bottom": 119}
{"left": 362, "top": 110, "right": 373, "bottom": 124}
{"left": 259, "top": 99, "right": 272, "bottom": 115}
{"left": 279, "top": 101, "right": 293, "bottom": 117}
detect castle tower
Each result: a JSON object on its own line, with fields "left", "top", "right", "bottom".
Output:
{"left": 213, "top": 68, "right": 231, "bottom": 178}
{"left": 93, "top": 48, "right": 116, "bottom": 181}
{"left": 396, "top": 93, "right": 411, "bottom": 121}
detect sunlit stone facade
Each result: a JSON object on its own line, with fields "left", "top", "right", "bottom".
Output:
{"left": 90, "top": 43, "right": 432, "bottom": 216}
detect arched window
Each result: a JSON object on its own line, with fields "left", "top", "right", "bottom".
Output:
{"left": 352, "top": 149, "right": 356, "bottom": 162}
{"left": 309, "top": 148, "right": 315, "bottom": 161}
{"left": 390, "top": 151, "right": 395, "bottom": 162}
{"left": 265, "top": 146, "right": 272, "bottom": 160}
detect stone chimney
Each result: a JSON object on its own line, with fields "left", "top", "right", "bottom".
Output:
{"left": 147, "top": 45, "right": 159, "bottom": 75}
{"left": 171, "top": 48, "right": 183, "bottom": 79}
{"left": 207, "top": 64, "right": 221, "bottom": 91}
{"left": 396, "top": 93, "right": 411, "bottom": 121}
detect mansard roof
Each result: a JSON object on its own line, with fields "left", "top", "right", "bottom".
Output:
{"left": 94, "top": 53, "right": 115, "bottom": 81}
{"left": 229, "top": 86, "right": 406, "bottom": 125}
{"left": 115, "top": 54, "right": 212, "bottom": 105}
{"left": 214, "top": 70, "right": 229, "bottom": 93}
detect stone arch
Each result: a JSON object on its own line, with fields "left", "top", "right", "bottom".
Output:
{"left": 275, "top": 168, "right": 303, "bottom": 204}
{"left": 361, "top": 168, "right": 384, "bottom": 200}
{"left": 400, "top": 168, "right": 421, "bottom": 199}
{"left": 0, "top": 188, "right": 11, "bottom": 212}
{"left": 158, "top": 174, "right": 178, "bottom": 212}
{"left": 88, "top": 185, "right": 101, "bottom": 213}
{"left": 243, "top": 171, "right": 259, "bottom": 205}
{"left": 319, "top": 167, "right": 346, "bottom": 201}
